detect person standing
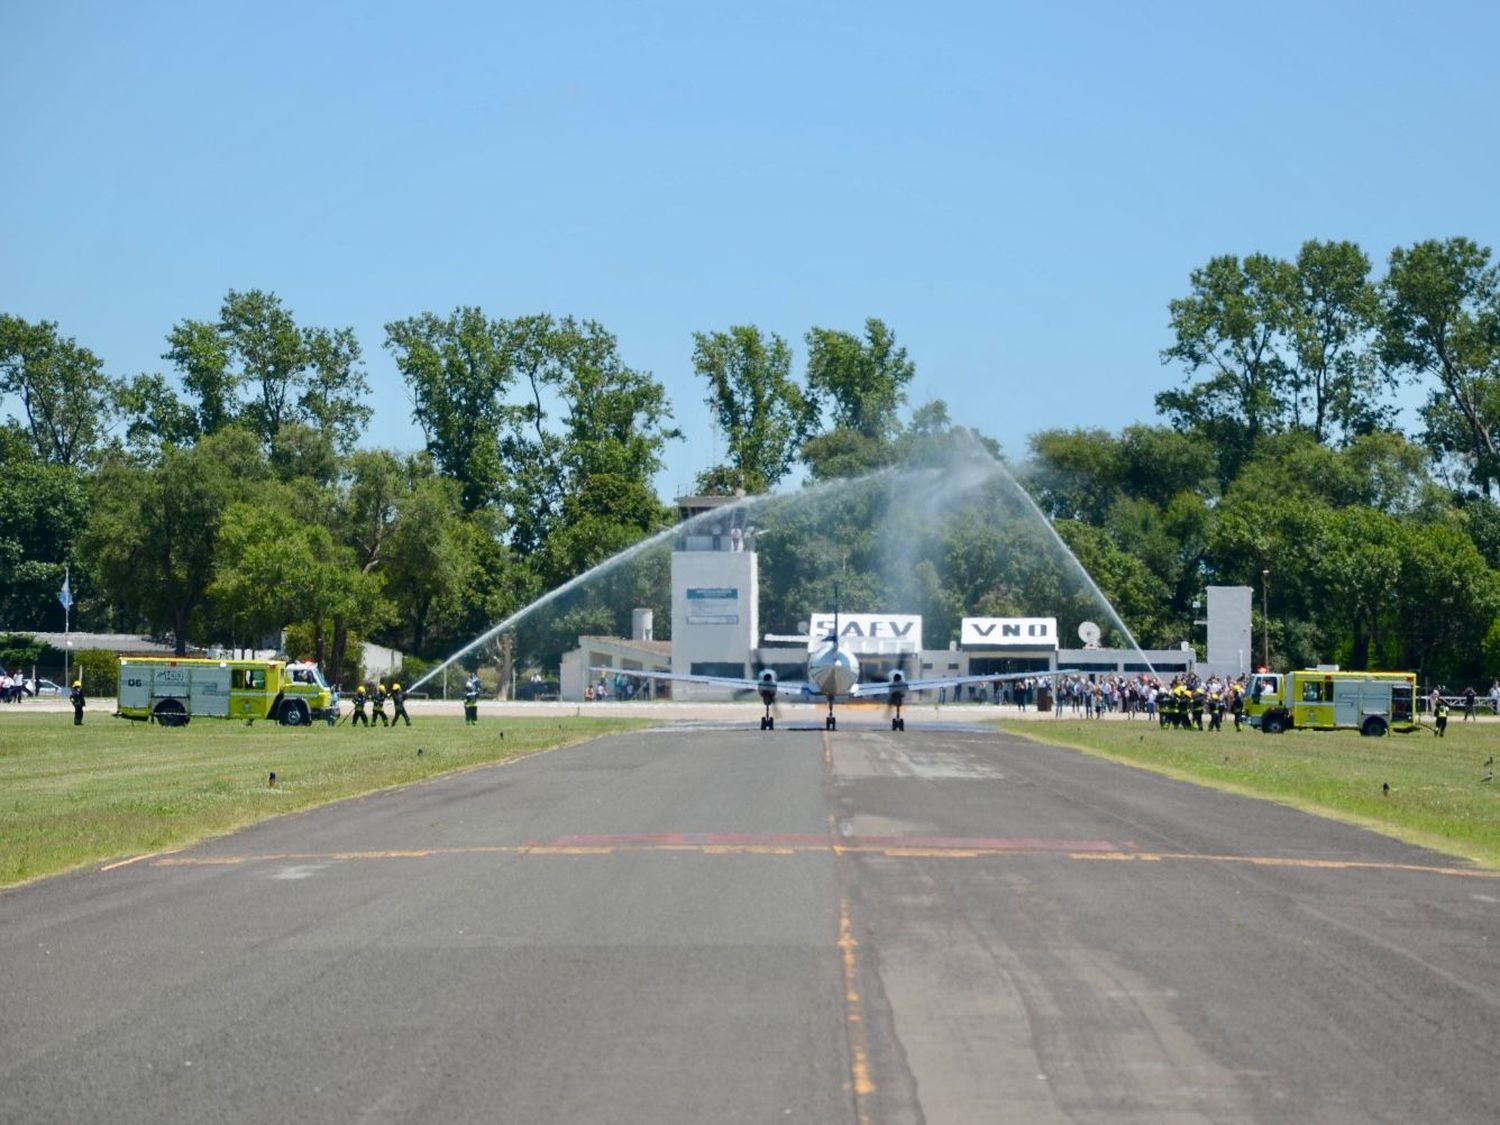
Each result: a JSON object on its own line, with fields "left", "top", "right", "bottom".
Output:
{"left": 372, "top": 683, "right": 390, "bottom": 727}
{"left": 350, "top": 685, "right": 369, "bottom": 728}
{"left": 70, "top": 679, "right": 85, "bottom": 725}
{"left": 390, "top": 682, "right": 411, "bottom": 727}
{"left": 1464, "top": 685, "right": 1477, "bottom": 721}
{"left": 463, "top": 674, "right": 480, "bottom": 725}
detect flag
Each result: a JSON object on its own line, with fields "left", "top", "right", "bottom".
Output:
{"left": 58, "top": 568, "right": 73, "bottom": 611}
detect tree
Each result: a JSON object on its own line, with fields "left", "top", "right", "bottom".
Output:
{"left": 0, "top": 450, "right": 89, "bottom": 629}
{"left": 1287, "top": 240, "right": 1388, "bottom": 443}
{"left": 385, "top": 307, "right": 517, "bottom": 513}
{"left": 82, "top": 428, "right": 268, "bottom": 653}
{"left": 801, "top": 318, "right": 917, "bottom": 481}
{"left": 805, "top": 318, "right": 915, "bottom": 440}
{"left": 1157, "top": 253, "right": 1298, "bottom": 476}
{"left": 691, "top": 325, "right": 816, "bottom": 493}
{"left": 161, "top": 290, "right": 370, "bottom": 456}
{"left": 1381, "top": 238, "right": 1500, "bottom": 496}
{"left": 380, "top": 473, "right": 471, "bottom": 656}
{"left": 0, "top": 314, "right": 116, "bottom": 467}
{"left": 536, "top": 318, "right": 678, "bottom": 583}
{"left": 211, "top": 490, "right": 381, "bottom": 667}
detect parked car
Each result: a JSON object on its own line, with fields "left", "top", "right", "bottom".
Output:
{"left": 32, "top": 678, "right": 66, "bottom": 697}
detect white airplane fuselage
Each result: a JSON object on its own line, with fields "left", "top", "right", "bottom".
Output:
{"left": 807, "top": 640, "right": 860, "bottom": 698}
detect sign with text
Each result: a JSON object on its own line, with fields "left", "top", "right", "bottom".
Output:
{"left": 687, "top": 586, "right": 740, "bottom": 625}
{"left": 961, "top": 617, "right": 1058, "bottom": 649}
{"left": 809, "top": 613, "right": 922, "bottom": 653}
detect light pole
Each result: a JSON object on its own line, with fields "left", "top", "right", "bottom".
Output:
{"left": 1261, "top": 569, "right": 1271, "bottom": 670}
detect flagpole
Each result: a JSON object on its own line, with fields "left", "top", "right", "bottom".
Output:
{"left": 61, "top": 566, "right": 71, "bottom": 688}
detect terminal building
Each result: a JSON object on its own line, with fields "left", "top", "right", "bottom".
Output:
{"left": 565, "top": 496, "right": 1249, "bottom": 700}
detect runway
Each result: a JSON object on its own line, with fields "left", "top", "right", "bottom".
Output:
{"left": 2, "top": 722, "right": 1497, "bottom": 1123}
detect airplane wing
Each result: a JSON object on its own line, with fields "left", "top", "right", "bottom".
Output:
{"left": 589, "top": 666, "right": 816, "bottom": 700}
{"left": 849, "top": 668, "right": 1080, "bottom": 699}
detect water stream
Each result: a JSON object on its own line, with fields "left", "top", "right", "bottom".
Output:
{"left": 407, "top": 440, "right": 1152, "bottom": 694}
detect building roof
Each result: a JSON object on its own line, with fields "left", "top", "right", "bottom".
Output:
{"left": 577, "top": 636, "right": 673, "bottom": 656}
{"left": 22, "top": 632, "right": 189, "bottom": 655}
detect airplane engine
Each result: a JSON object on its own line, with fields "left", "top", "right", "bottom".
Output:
{"left": 758, "top": 670, "right": 778, "bottom": 707}
{"left": 887, "top": 670, "right": 907, "bottom": 703}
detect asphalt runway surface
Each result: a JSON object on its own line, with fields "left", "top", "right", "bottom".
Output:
{"left": 3, "top": 721, "right": 1498, "bottom": 1124}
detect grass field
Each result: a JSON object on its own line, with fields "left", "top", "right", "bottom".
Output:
{"left": 1002, "top": 715, "right": 1500, "bottom": 868}
{"left": 0, "top": 712, "right": 648, "bottom": 888}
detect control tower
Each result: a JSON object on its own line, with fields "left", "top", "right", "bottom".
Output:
{"left": 671, "top": 495, "right": 759, "bottom": 698}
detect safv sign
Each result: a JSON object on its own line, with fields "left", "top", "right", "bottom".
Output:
{"left": 961, "top": 617, "right": 1058, "bottom": 649}
{"left": 808, "top": 613, "right": 922, "bottom": 654}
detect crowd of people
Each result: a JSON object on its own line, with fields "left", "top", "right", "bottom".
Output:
{"left": 1, "top": 670, "right": 37, "bottom": 702}
{"left": 1042, "top": 672, "right": 1254, "bottom": 730}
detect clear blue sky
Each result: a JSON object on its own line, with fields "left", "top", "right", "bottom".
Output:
{"left": 4, "top": 0, "right": 1497, "bottom": 495}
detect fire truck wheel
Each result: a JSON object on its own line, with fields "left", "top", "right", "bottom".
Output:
{"left": 1361, "top": 716, "right": 1388, "bottom": 738}
{"left": 280, "top": 700, "right": 310, "bottom": 727}
{"left": 1261, "top": 711, "right": 1287, "bottom": 734}
{"left": 153, "top": 699, "right": 189, "bottom": 727}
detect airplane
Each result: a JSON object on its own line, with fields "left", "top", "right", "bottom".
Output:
{"left": 593, "top": 608, "right": 1075, "bottom": 732}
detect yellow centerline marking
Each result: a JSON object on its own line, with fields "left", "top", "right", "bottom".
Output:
{"left": 141, "top": 843, "right": 1500, "bottom": 880}
{"left": 838, "top": 895, "right": 876, "bottom": 1121}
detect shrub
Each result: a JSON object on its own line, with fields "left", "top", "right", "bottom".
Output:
{"left": 73, "top": 649, "right": 119, "bottom": 695}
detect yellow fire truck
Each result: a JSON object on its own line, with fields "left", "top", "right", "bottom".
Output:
{"left": 1245, "top": 667, "right": 1417, "bottom": 737}
{"left": 116, "top": 657, "right": 337, "bottom": 727}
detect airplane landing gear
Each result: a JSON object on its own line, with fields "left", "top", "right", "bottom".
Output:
{"left": 891, "top": 697, "right": 906, "bottom": 732}
{"left": 760, "top": 692, "right": 776, "bottom": 732}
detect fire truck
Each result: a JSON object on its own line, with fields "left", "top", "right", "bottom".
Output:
{"left": 116, "top": 657, "right": 337, "bottom": 727}
{"left": 1245, "top": 667, "right": 1416, "bottom": 737}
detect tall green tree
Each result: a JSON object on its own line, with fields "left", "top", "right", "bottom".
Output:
{"left": 0, "top": 314, "right": 116, "bottom": 467}
{"left": 83, "top": 428, "right": 268, "bottom": 653}
{"left": 380, "top": 473, "right": 471, "bottom": 657}
{"left": 0, "top": 447, "right": 90, "bottom": 629}
{"left": 1157, "top": 253, "right": 1298, "bottom": 475}
{"left": 385, "top": 307, "right": 517, "bottom": 512}
{"left": 1287, "top": 240, "right": 1388, "bottom": 443}
{"left": 211, "top": 490, "right": 381, "bottom": 666}
{"left": 690, "top": 325, "right": 817, "bottom": 494}
{"left": 1381, "top": 237, "right": 1500, "bottom": 496}
{"left": 536, "top": 318, "right": 678, "bottom": 582}
{"left": 158, "top": 290, "right": 370, "bottom": 456}
{"left": 801, "top": 318, "right": 917, "bottom": 480}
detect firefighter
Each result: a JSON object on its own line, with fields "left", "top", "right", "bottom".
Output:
{"left": 372, "top": 683, "right": 390, "bottom": 727}
{"left": 1173, "top": 683, "right": 1191, "bottom": 729}
{"left": 1230, "top": 684, "right": 1246, "bottom": 731}
{"left": 1207, "top": 688, "right": 1224, "bottom": 732}
{"left": 390, "top": 682, "right": 411, "bottom": 727}
{"left": 1191, "top": 686, "right": 1206, "bottom": 731}
{"left": 1434, "top": 695, "right": 1449, "bottom": 737}
{"left": 463, "top": 673, "right": 480, "bottom": 725}
{"left": 70, "top": 679, "right": 85, "bottom": 726}
{"left": 350, "top": 684, "right": 369, "bottom": 728}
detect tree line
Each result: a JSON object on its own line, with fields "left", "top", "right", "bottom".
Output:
{"left": 3, "top": 235, "right": 1499, "bottom": 686}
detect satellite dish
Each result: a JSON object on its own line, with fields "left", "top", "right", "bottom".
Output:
{"left": 1078, "top": 621, "right": 1101, "bottom": 647}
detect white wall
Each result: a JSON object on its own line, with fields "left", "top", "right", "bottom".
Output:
{"left": 1204, "top": 586, "right": 1253, "bottom": 677}
{"left": 671, "top": 549, "right": 759, "bottom": 699}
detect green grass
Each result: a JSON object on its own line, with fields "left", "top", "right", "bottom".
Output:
{"left": 1001, "top": 716, "right": 1500, "bottom": 869}
{"left": 0, "top": 712, "right": 649, "bottom": 888}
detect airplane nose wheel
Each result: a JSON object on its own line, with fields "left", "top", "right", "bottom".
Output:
{"left": 825, "top": 714, "right": 837, "bottom": 731}
{"left": 891, "top": 716, "right": 905, "bottom": 731}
